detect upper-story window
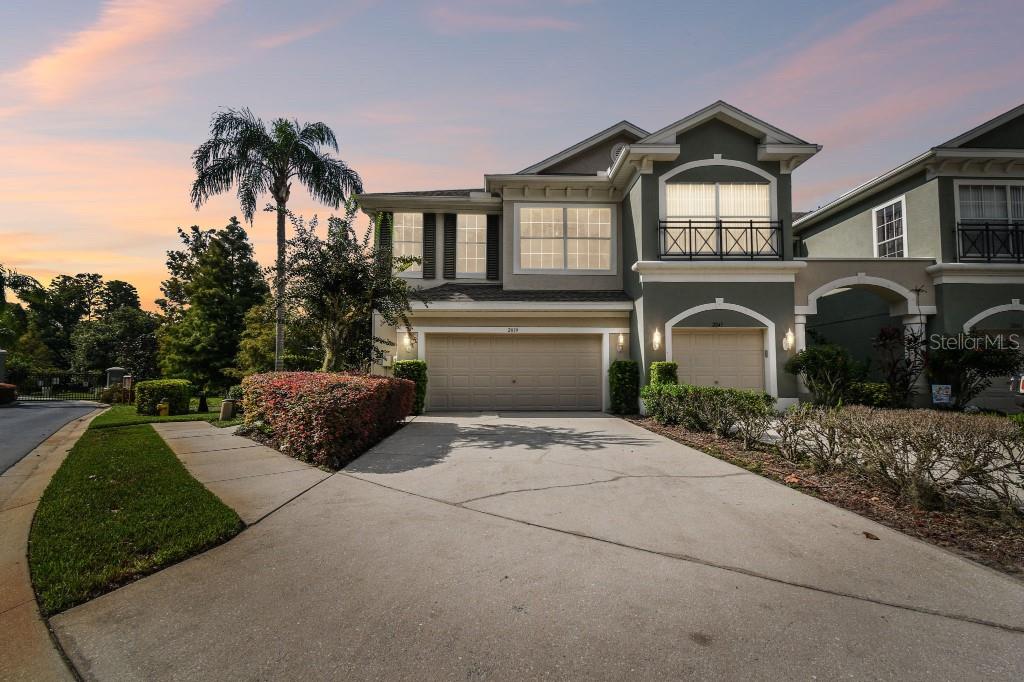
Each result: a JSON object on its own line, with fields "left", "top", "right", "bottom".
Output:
{"left": 457, "top": 214, "right": 487, "bottom": 276}
{"left": 662, "top": 183, "right": 777, "bottom": 258}
{"left": 958, "top": 184, "right": 1024, "bottom": 221}
{"left": 393, "top": 213, "right": 423, "bottom": 274}
{"left": 515, "top": 205, "right": 614, "bottom": 273}
{"left": 955, "top": 182, "right": 1024, "bottom": 263}
{"left": 872, "top": 196, "right": 907, "bottom": 258}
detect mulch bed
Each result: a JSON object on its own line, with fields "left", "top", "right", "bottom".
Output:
{"left": 627, "top": 416, "right": 1024, "bottom": 579}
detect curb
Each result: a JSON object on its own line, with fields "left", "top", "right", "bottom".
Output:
{"left": 0, "top": 407, "right": 103, "bottom": 681}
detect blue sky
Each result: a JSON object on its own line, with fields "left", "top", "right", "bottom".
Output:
{"left": 2, "top": 0, "right": 1021, "bottom": 305}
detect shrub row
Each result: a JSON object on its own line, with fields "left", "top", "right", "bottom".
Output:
{"left": 641, "top": 382, "right": 777, "bottom": 449}
{"left": 777, "top": 404, "right": 1024, "bottom": 514}
{"left": 392, "top": 360, "right": 428, "bottom": 415}
{"left": 608, "top": 360, "right": 639, "bottom": 414}
{"left": 135, "top": 379, "right": 192, "bottom": 415}
{"left": 242, "top": 372, "right": 415, "bottom": 469}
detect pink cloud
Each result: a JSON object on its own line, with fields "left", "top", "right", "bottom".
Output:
{"left": 428, "top": 5, "right": 579, "bottom": 33}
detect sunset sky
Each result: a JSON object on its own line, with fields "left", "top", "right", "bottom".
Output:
{"left": 2, "top": 0, "right": 1022, "bottom": 309}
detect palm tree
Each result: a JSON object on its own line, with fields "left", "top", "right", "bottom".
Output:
{"left": 190, "top": 108, "right": 363, "bottom": 370}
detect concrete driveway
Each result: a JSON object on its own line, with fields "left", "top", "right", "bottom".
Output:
{"left": 53, "top": 413, "right": 1024, "bottom": 680}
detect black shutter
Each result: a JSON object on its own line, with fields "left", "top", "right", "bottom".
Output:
{"left": 442, "top": 213, "right": 456, "bottom": 279}
{"left": 486, "top": 213, "right": 500, "bottom": 280}
{"left": 376, "top": 212, "right": 393, "bottom": 271}
{"left": 422, "top": 213, "right": 436, "bottom": 279}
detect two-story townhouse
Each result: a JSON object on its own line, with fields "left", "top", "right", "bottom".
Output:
{"left": 359, "top": 100, "right": 1023, "bottom": 413}
{"left": 795, "top": 103, "right": 1024, "bottom": 412}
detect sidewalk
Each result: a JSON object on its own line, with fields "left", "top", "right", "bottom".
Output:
{"left": 152, "top": 422, "right": 331, "bottom": 525}
{"left": 0, "top": 407, "right": 103, "bottom": 682}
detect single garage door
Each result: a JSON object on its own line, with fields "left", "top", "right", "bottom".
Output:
{"left": 671, "top": 328, "right": 765, "bottom": 390}
{"left": 426, "top": 334, "right": 603, "bottom": 411}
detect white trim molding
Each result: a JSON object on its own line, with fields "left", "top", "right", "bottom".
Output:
{"left": 658, "top": 158, "right": 778, "bottom": 221}
{"left": 410, "top": 300, "right": 633, "bottom": 311}
{"left": 796, "top": 273, "right": 936, "bottom": 317}
{"left": 962, "top": 299, "right": 1024, "bottom": 332}
{"left": 926, "top": 263, "right": 1024, "bottom": 285}
{"left": 663, "top": 298, "right": 778, "bottom": 397}
{"left": 633, "top": 260, "right": 806, "bottom": 283}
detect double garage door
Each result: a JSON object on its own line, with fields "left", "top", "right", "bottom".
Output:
{"left": 672, "top": 329, "right": 765, "bottom": 391}
{"left": 426, "top": 334, "right": 602, "bottom": 411}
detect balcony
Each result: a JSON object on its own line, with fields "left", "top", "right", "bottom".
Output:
{"left": 659, "top": 219, "right": 782, "bottom": 260}
{"left": 956, "top": 221, "right": 1024, "bottom": 263}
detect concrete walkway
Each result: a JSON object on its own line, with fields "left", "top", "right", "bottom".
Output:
{"left": 51, "top": 414, "right": 1024, "bottom": 680}
{"left": 0, "top": 407, "right": 102, "bottom": 682}
{"left": 152, "top": 422, "right": 330, "bottom": 525}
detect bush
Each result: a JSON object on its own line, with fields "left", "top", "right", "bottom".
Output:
{"left": 225, "top": 385, "right": 244, "bottom": 401}
{"left": 775, "top": 404, "right": 851, "bottom": 473}
{"left": 0, "top": 383, "right": 17, "bottom": 405}
{"left": 393, "top": 360, "right": 428, "bottom": 415}
{"left": 1011, "top": 413, "right": 1024, "bottom": 429}
{"left": 640, "top": 382, "right": 776, "bottom": 448}
{"left": 649, "top": 361, "right": 678, "bottom": 386}
{"left": 846, "top": 381, "right": 892, "bottom": 408}
{"left": 242, "top": 372, "right": 415, "bottom": 468}
{"left": 784, "top": 344, "right": 865, "bottom": 406}
{"left": 608, "top": 360, "right": 639, "bottom": 414}
{"left": 135, "top": 379, "right": 192, "bottom": 416}
{"left": 98, "top": 386, "right": 124, "bottom": 405}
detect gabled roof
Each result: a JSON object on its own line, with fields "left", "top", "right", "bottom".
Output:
{"left": 518, "top": 120, "right": 648, "bottom": 174}
{"left": 640, "top": 100, "right": 810, "bottom": 145}
{"left": 418, "top": 283, "right": 631, "bottom": 303}
{"left": 359, "top": 188, "right": 484, "bottom": 198}
{"left": 940, "top": 102, "right": 1024, "bottom": 148}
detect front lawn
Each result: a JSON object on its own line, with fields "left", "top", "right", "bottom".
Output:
{"left": 91, "top": 396, "right": 226, "bottom": 429}
{"left": 29, "top": 423, "right": 242, "bottom": 615}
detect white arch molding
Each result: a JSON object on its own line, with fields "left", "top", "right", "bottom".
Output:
{"left": 962, "top": 299, "right": 1024, "bottom": 332}
{"left": 663, "top": 298, "right": 778, "bottom": 397}
{"left": 658, "top": 157, "right": 778, "bottom": 221}
{"left": 795, "top": 273, "right": 937, "bottom": 317}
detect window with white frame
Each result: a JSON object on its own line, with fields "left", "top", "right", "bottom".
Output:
{"left": 664, "top": 183, "right": 772, "bottom": 255}
{"left": 393, "top": 213, "right": 422, "bottom": 273}
{"left": 456, "top": 214, "right": 487, "bottom": 276}
{"left": 872, "top": 197, "right": 907, "bottom": 258}
{"left": 517, "top": 206, "right": 613, "bottom": 272}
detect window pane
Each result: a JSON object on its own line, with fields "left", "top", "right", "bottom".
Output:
{"left": 567, "top": 207, "right": 611, "bottom": 238}
{"left": 959, "top": 185, "right": 1007, "bottom": 220}
{"left": 874, "top": 200, "right": 904, "bottom": 259}
{"left": 456, "top": 214, "right": 487, "bottom": 275}
{"left": 519, "top": 238, "right": 564, "bottom": 270}
{"left": 666, "top": 183, "right": 715, "bottom": 217}
{"left": 1010, "top": 186, "right": 1023, "bottom": 220}
{"left": 520, "top": 207, "right": 563, "bottom": 238}
{"left": 567, "top": 238, "right": 610, "bottom": 270}
{"left": 393, "top": 213, "right": 423, "bottom": 271}
{"left": 718, "top": 184, "right": 770, "bottom": 219}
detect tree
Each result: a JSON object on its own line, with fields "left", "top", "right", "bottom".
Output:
{"left": 927, "top": 338, "right": 1024, "bottom": 409}
{"left": 71, "top": 307, "right": 159, "bottom": 378}
{"left": 101, "top": 280, "right": 141, "bottom": 313}
{"left": 233, "top": 301, "right": 322, "bottom": 377}
{"left": 784, "top": 344, "right": 867, "bottom": 406}
{"left": 0, "top": 265, "right": 36, "bottom": 349}
{"left": 872, "top": 326, "right": 927, "bottom": 407}
{"left": 19, "top": 274, "right": 99, "bottom": 367}
{"left": 283, "top": 204, "right": 421, "bottom": 372}
{"left": 158, "top": 218, "right": 268, "bottom": 389}
{"left": 190, "top": 108, "right": 363, "bottom": 370}
{"left": 14, "top": 322, "right": 56, "bottom": 371}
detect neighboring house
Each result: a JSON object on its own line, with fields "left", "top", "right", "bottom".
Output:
{"left": 359, "top": 100, "right": 1023, "bottom": 413}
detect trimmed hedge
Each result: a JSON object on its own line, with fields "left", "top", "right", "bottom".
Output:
{"left": 135, "top": 379, "right": 192, "bottom": 416}
{"left": 242, "top": 372, "right": 415, "bottom": 468}
{"left": 846, "top": 381, "right": 892, "bottom": 407}
{"left": 641, "top": 382, "right": 777, "bottom": 448}
{"left": 0, "top": 383, "right": 17, "bottom": 405}
{"left": 608, "top": 360, "right": 639, "bottom": 414}
{"left": 393, "top": 360, "right": 428, "bottom": 415}
{"left": 649, "top": 361, "right": 678, "bottom": 385}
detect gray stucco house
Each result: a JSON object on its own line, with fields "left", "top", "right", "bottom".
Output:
{"left": 358, "top": 101, "right": 1023, "bottom": 413}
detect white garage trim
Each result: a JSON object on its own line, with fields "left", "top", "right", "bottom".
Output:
{"left": 663, "top": 299, "right": 777, "bottom": 397}
{"left": 413, "top": 326, "right": 629, "bottom": 411}
{"left": 962, "top": 298, "right": 1024, "bottom": 332}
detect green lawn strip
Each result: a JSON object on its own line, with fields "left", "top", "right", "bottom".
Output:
{"left": 90, "top": 397, "right": 225, "bottom": 429}
{"left": 29, "top": 424, "right": 243, "bottom": 615}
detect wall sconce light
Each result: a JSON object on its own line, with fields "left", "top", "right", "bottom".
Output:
{"left": 782, "top": 328, "right": 795, "bottom": 351}
{"left": 617, "top": 333, "right": 625, "bottom": 352}
{"left": 652, "top": 329, "right": 662, "bottom": 351}
{"left": 403, "top": 332, "right": 414, "bottom": 351}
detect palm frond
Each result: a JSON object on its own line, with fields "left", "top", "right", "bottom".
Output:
{"left": 298, "top": 121, "right": 339, "bottom": 151}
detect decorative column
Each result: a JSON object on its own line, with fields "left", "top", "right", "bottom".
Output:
{"left": 793, "top": 315, "right": 807, "bottom": 394}
{"left": 902, "top": 314, "right": 930, "bottom": 403}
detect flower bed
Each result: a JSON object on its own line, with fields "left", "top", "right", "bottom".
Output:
{"left": 242, "top": 372, "right": 415, "bottom": 468}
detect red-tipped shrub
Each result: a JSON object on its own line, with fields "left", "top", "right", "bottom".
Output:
{"left": 0, "top": 383, "right": 17, "bottom": 405}
{"left": 241, "top": 372, "right": 415, "bottom": 468}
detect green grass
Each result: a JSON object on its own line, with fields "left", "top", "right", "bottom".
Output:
{"left": 90, "top": 397, "right": 227, "bottom": 429}
{"left": 29, "top": 424, "right": 243, "bottom": 615}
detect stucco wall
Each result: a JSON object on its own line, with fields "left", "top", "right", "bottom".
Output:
{"left": 541, "top": 131, "right": 638, "bottom": 175}
{"left": 933, "top": 283, "right": 1024, "bottom": 334}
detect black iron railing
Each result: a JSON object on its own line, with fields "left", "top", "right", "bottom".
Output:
{"left": 956, "top": 221, "right": 1024, "bottom": 263}
{"left": 659, "top": 219, "right": 783, "bottom": 260}
{"left": 11, "top": 372, "right": 105, "bottom": 401}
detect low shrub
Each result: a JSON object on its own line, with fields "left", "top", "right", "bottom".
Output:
{"left": 640, "top": 382, "right": 776, "bottom": 448}
{"left": 392, "top": 360, "right": 428, "bottom": 415}
{"left": 608, "top": 360, "right": 639, "bottom": 414}
{"left": 846, "top": 381, "right": 892, "bottom": 408}
{"left": 784, "top": 344, "right": 865, "bottom": 406}
{"left": 242, "top": 372, "right": 415, "bottom": 468}
{"left": 0, "top": 383, "right": 17, "bottom": 405}
{"left": 1011, "top": 413, "right": 1024, "bottom": 429}
{"left": 225, "top": 384, "right": 244, "bottom": 401}
{"left": 775, "top": 404, "right": 851, "bottom": 473}
{"left": 135, "top": 379, "right": 192, "bottom": 415}
{"left": 98, "top": 386, "right": 123, "bottom": 404}
{"left": 649, "top": 361, "right": 678, "bottom": 386}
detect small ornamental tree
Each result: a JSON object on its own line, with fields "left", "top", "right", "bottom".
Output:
{"left": 872, "top": 326, "right": 926, "bottom": 407}
{"left": 283, "top": 202, "right": 422, "bottom": 372}
{"left": 926, "top": 338, "right": 1024, "bottom": 409}
{"left": 784, "top": 344, "right": 866, "bottom": 406}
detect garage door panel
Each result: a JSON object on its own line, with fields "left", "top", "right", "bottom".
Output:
{"left": 672, "top": 329, "right": 765, "bottom": 391}
{"left": 426, "top": 333, "right": 603, "bottom": 411}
